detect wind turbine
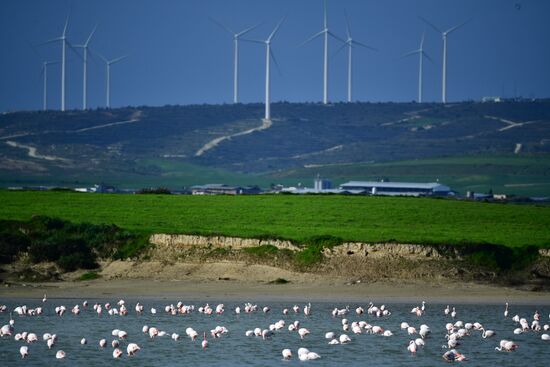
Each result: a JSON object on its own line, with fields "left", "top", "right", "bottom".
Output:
{"left": 400, "top": 32, "right": 433, "bottom": 103}
{"left": 336, "top": 10, "right": 377, "bottom": 103}
{"left": 301, "top": 0, "right": 345, "bottom": 104}
{"left": 99, "top": 55, "right": 127, "bottom": 109}
{"left": 41, "top": 61, "right": 58, "bottom": 111}
{"left": 210, "top": 18, "right": 260, "bottom": 104}
{"left": 74, "top": 25, "right": 97, "bottom": 110}
{"left": 243, "top": 18, "right": 285, "bottom": 122}
{"left": 40, "top": 16, "right": 71, "bottom": 111}
{"left": 419, "top": 17, "right": 470, "bottom": 103}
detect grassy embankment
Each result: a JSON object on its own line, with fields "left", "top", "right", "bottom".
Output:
{"left": 1, "top": 190, "right": 549, "bottom": 272}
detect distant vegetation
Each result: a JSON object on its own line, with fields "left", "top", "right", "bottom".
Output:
{"left": 1, "top": 101, "right": 549, "bottom": 196}
{"left": 1, "top": 190, "right": 549, "bottom": 248}
{"left": 136, "top": 187, "right": 172, "bottom": 195}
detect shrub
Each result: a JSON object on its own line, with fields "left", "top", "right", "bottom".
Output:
{"left": 243, "top": 245, "right": 279, "bottom": 257}
{"left": 269, "top": 278, "right": 290, "bottom": 284}
{"left": 79, "top": 271, "right": 101, "bottom": 281}
{"left": 293, "top": 235, "right": 343, "bottom": 267}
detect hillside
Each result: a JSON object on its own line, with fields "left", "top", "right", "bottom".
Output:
{"left": 1, "top": 101, "right": 549, "bottom": 195}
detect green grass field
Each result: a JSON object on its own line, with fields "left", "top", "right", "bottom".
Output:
{"left": 1, "top": 190, "right": 549, "bottom": 248}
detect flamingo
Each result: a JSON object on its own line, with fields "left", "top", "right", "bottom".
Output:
{"left": 42, "top": 294, "right": 47, "bottom": 303}
{"left": 20, "top": 346, "right": 29, "bottom": 359}
{"left": 339, "top": 334, "right": 351, "bottom": 344}
{"left": 113, "top": 348, "right": 123, "bottom": 358}
{"left": 127, "top": 343, "right": 140, "bottom": 356}
{"left": 444, "top": 305, "right": 450, "bottom": 315}
{"left": 504, "top": 302, "right": 509, "bottom": 318}
{"left": 99, "top": 339, "right": 107, "bottom": 348}
{"left": 541, "top": 334, "right": 549, "bottom": 341}
{"left": 80, "top": 338, "right": 87, "bottom": 345}
{"left": 443, "top": 349, "right": 467, "bottom": 361}
{"left": 282, "top": 348, "right": 292, "bottom": 360}
{"left": 495, "top": 340, "right": 518, "bottom": 352}
{"left": 26, "top": 333, "right": 38, "bottom": 343}
{"left": 407, "top": 340, "right": 417, "bottom": 353}
{"left": 451, "top": 307, "right": 457, "bottom": 319}
{"left": 118, "top": 330, "right": 128, "bottom": 339}
{"left": 55, "top": 350, "right": 66, "bottom": 359}
{"left": 481, "top": 328, "right": 495, "bottom": 338}
{"left": 325, "top": 331, "right": 335, "bottom": 339}
{"left": 202, "top": 332, "right": 208, "bottom": 349}
{"left": 304, "top": 303, "right": 312, "bottom": 316}
{"left": 148, "top": 327, "right": 159, "bottom": 339}
{"left": 0, "top": 324, "right": 12, "bottom": 337}
{"left": 298, "top": 328, "right": 310, "bottom": 339}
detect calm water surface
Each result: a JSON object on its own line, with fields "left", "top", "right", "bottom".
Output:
{"left": 1, "top": 298, "right": 549, "bottom": 366}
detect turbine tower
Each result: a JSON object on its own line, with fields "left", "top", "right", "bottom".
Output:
{"left": 419, "top": 17, "right": 470, "bottom": 103}
{"left": 401, "top": 32, "right": 432, "bottom": 103}
{"left": 244, "top": 18, "right": 285, "bottom": 122}
{"left": 75, "top": 25, "right": 97, "bottom": 110}
{"left": 40, "top": 17, "right": 70, "bottom": 111}
{"left": 338, "top": 10, "right": 377, "bottom": 103}
{"left": 301, "top": 0, "right": 344, "bottom": 104}
{"left": 99, "top": 55, "right": 127, "bottom": 109}
{"left": 41, "top": 61, "right": 58, "bottom": 111}
{"left": 210, "top": 18, "right": 259, "bottom": 104}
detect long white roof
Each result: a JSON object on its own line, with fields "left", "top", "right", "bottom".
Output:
{"left": 340, "top": 181, "right": 450, "bottom": 191}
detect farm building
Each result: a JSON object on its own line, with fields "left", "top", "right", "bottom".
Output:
{"left": 339, "top": 181, "right": 452, "bottom": 196}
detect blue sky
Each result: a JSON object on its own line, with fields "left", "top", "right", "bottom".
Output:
{"left": 0, "top": 0, "right": 548, "bottom": 111}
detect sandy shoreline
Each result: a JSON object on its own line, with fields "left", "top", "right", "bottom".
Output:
{"left": 2, "top": 279, "right": 550, "bottom": 305}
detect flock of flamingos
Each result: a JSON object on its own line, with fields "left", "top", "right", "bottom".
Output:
{"left": 1, "top": 295, "right": 549, "bottom": 363}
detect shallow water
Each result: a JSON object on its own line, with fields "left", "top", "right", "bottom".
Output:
{"left": 1, "top": 298, "right": 549, "bottom": 366}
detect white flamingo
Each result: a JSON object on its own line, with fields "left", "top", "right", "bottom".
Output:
{"left": 127, "top": 343, "right": 140, "bottom": 356}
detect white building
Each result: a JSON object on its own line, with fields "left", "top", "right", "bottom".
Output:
{"left": 339, "top": 181, "right": 451, "bottom": 196}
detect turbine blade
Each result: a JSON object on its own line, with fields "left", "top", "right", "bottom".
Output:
{"left": 445, "top": 18, "right": 471, "bottom": 35}
{"left": 97, "top": 53, "right": 108, "bottom": 64}
{"left": 87, "top": 47, "right": 101, "bottom": 65}
{"left": 267, "top": 16, "right": 286, "bottom": 42}
{"left": 85, "top": 24, "right": 98, "bottom": 46}
{"left": 208, "top": 17, "right": 235, "bottom": 36}
{"left": 352, "top": 40, "right": 377, "bottom": 51}
{"left": 420, "top": 31, "right": 425, "bottom": 50}
{"left": 236, "top": 23, "right": 262, "bottom": 38}
{"left": 299, "top": 30, "right": 325, "bottom": 47}
{"left": 327, "top": 31, "right": 346, "bottom": 44}
{"left": 422, "top": 50, "right": 434, "bottom": 64}
{"left": 109, "top": 55, "right": 128, "bottom": 65}
{"left": 66, "top": 40, "right": 84, "bottom": 62}
{"left": 324, "top": 0, "right": 328, "bottom": 29}
{"left": 63, "top": 15, "right": 70, "bottom": 37}
{"left": 37, "top": 37, "right": 63, "bottom": 46}
{"left": 399, "top": 49, "right": 420, "bottom": 59}
{"left": 270, "top": 48, "right": 282, "bottom": 76}
{"left": 418, "top": 16, "right": 442, "bottom": 34}
{"left": 240, "top": 38, "right": 265, "bottom": 44}
{"left": 330, "top": 42, "right": 348, "bottom": 60}
{"left": 343, "top": 8, "right": 351, "bottom": 39}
